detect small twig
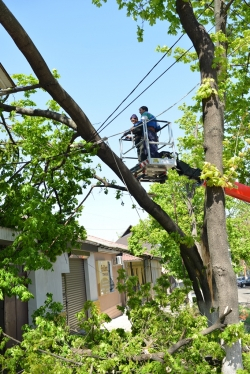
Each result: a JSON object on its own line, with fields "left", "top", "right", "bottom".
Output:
{"left": 7, "top": 161, "right": 31, "bottom": 183}
{"left": 48, "top": 184, "right": 97, "bottom": 248}
{"left": 1, "top": 331, "right": 82, "bottom": 366}
{"left": 50, "top": 132, "right": 80, "bottom": 172}
{"left": 225, "top": 0, "right": 236, "bottom": 11}
{"left": 49, "top": 175, "right": 128, "bottom": 248}
{"left": 180, "top": 328, "right": 187, "bottom": 340}
{"left": 92, "top": 174, "right": 128, "bottom": 191}
{"left": 0, "top": 113, "right": 16, "bottom": 145}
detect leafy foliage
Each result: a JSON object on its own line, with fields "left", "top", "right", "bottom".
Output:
{"left": 0, "top": 279, "right": 238, "bottom": 373}
{"left": 1, "top": 0, "right": 250, "bottom": 371}
{"left": 128, "top": 169, "right": 204, "bottom": 279}
{"left": 0, "top": 73, "right": 98, "bottom": 299}
{"left": 92, "top": 0, "right": 250, "bottom": 184}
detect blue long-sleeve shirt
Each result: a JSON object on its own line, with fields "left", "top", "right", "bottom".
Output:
{"left": 141, "top": 112, "right": 160, "bottom": 130}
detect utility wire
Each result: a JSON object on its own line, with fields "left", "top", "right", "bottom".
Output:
{"left": 155, "top": 83, "right": 200, "bottom": 118}
{"left": 1, "top": 15, "right": 245, "bottom": 170}
{"left": 92, "top": 1, "right": 214, "bottom": 139}
{"left": 97, "top": 44, "right": 194, "bottom": 135}
{"left": 94, "top": 33, "right": 185, "bottom": 137}
{"left": 0, "top": 80, "right": 201, "bottom": 168}
{"left": 105, "top": 81, "right": 200, "bottom": 141}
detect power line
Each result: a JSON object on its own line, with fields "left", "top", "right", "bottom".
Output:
{"left": 97, "top": 44, "right": 194, "bottom": 134}
{"left": 1, "top": 11, "right": 242, "bottom": 170}
{"left": 94, "top": 33, "right": 185, "bottom": 137}
{"left": 0, "top": 79, "right": 201, "bottom": 170}
{"left": 93, "top": 1, "right": 214, "bottom": 138}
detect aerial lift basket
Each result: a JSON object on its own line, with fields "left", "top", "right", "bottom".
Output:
{"left": 119, "top": 118, "right": 177, "bottom": 183}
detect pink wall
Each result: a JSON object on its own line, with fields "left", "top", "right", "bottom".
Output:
{"left": 94, "top": 252, "right": 122, "bottom": 318}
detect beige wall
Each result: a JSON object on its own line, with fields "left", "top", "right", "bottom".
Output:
{"left": 124, "top": 261, "right": 145, "bottom": 285}
{"left": 94, "top": 252, "right": 122, "bottom": 318}
{"left": 124, "top": 259, "right": 162, "bottom": 299}
{"left": 145, "top": 259, "right": 162, "bottom": 285}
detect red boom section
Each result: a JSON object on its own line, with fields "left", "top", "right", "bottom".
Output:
{"left": 175, "top": 160, "right": 250, "bottom": 203}
{"left": 224, "top": 182, "right": 250, "bottom": 203}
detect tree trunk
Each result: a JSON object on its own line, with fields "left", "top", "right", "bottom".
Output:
{"left": 0, "top": 0, "right": 242, "bottom": 370}
{"left": 176, "top": 0, "right": 242, "bottom": 372}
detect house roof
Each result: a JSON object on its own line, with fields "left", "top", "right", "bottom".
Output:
{"left": 122, "top": 253, "right": 142, "bottom": 262}
{"left": 119, "top": 225, "right": 133, "bottom": 238}
{"left": 84, "top": 235, "right": 130, "bottom": 253}
{"left": 116, "top": 227, "right": 153, "bottom": 253}
{"left": 116, "top": 226, "right": 161, "bottom": 260}
{"left": 83, "top": 235, "right": 149, "bottom": 262}
{"left": 116, "top": 232, "right": 131, "bottom": 246}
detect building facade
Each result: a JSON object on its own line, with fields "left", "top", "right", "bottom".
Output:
{"left": 0, "top": 228, "right": 163, "bottom": 339}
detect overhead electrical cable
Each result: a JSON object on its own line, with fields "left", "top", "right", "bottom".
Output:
{"left": 96, "top": 44, "right": 194, "bottom": 135}
{"left": 94, "top": 33, "right": 185, "bottom": 136}
{"left": 91, "top": 1, "right": 215, "bottom": 140}
{"left": 0, "top": 80, "right": 202, "bottom": 170}
{"left": 104, "top": 82, "right": 200, "bottom": 141}
{"left": 97, "top": 20, "right": 228, "bottom": 135}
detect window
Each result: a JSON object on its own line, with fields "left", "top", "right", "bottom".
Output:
{"left": 108, "top": 261, "right": 115, "bottom": 292}
{"left": 96, "top": 260, "right": 115, "bottom": 296}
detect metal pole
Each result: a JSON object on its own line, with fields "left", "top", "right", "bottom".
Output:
{"left": 142, "top": 116, "right": 151, "bottom": 161}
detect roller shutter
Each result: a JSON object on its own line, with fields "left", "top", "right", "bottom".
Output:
{"left": 62, "top": 258, "right": 87, "bottom": 330}
{"left": 61, "top": 274, "right": 67, "bottom": 318}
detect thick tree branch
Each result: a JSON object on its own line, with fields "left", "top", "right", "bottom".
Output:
{"left": 0, "top": 102, "right": 77, "bottom": 131}
{"left": 133, "top": 352, "right": 165, "bottom": 363}
{"left": 0, "top": 0, "right": 211, "bottom": 309}
{"left": 168, "top": 307, "right": 232, "bottom": 355}
{"left": 0, "top": 83, "right": 41, "bottom": 96}
{"left": 72, "top": 308, "right": 233, "bottom": 363}
{"left": 133, "top": 307, "right": 233, "bottom": 361}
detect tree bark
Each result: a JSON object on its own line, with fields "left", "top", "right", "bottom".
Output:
{"left": 0, "top": 1, "right": 242, "bottom": 370}
{"left": 0, "top": 0, "right": 213, "bottom": 315}
{"left": 176, "top": 0, "right": 242, "bottom": 372}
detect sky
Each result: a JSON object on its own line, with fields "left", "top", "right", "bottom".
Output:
{"left": 1, "top": 0, "right": 200, "bottom": 241}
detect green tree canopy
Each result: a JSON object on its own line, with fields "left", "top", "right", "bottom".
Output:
{"left": 0, "top": 72, "right": 99, "bottom": 300}
{"left": 0, "top": 0, "right": 250, "bottom": 371}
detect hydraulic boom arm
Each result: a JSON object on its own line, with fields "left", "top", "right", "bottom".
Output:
{"left": 176, "top": 160, "right": 250, "bottom": 204}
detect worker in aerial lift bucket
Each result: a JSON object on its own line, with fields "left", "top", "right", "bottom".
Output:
{"left": 129, "top": 114, "right": 147, "bottom": 162}
{"left": 139, "top": 106, "right": 160, "bottom": 158}
{"left": 125, "top": 107, "right": 161, "bottom": 163}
